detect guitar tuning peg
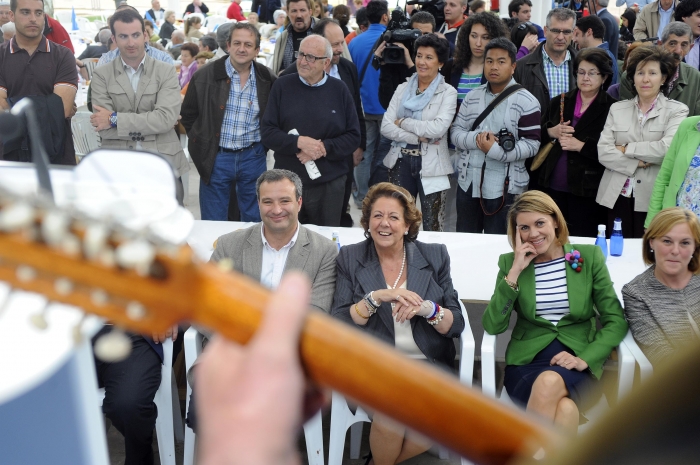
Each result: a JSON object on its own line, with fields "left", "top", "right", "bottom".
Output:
{"left": 126, "top": 301, "right": 147, "bottom": 321}
{"left": 72, "top": 313, "right": 88, "bottom": 344}
{"left": 83, "top": 223, "right": 109, "bottom": 260}
{"left": 115, "top": 239, "right": 156, "bottom": 276}
{"left": 41, "top": 210, "right": 70, "bottom": 246}
{"left": 61, "top": 233, "right": 82, "bottom": 257}
{"left": 54, "top": 278, "right": 73, "bottom": 296}
{"left": 30, "top": 306, "right": 49, "bottom": 330}
{"left": 217, "top": 258, "right": 234, "bottom": 272}
{"left": 94, "top": 328, "right": 132, "bottom": 362}
{"left": 16, "top": 265, "right": 37, "bottom": 282}
{"left": 0, "top": 202, "right": 35, "bottom": 232}
{"left": 90, "top": 289, "right": 109, "bottom": 306}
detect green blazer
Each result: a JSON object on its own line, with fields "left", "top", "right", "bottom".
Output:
{"left": 482, "top": 244, "right": 628, "bottom": 379}
{"left": 645, "top": 115, "right": 700, "bottom": 228}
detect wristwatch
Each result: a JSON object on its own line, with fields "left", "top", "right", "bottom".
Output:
{"left": 363, "top": 291, "right": 380, "bottom": 311}
{"left": 109, "top": 112, "right": 117, "bottom": 128}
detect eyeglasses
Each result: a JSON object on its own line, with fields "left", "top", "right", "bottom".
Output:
{"left": 295, "top": 51, "right": 328, "bottom": 63}
{"left": 577, "top": 70, "right": 601, "bottom": 77}
{"left": 549, "top": 28, "right": 573, "bottom": 36}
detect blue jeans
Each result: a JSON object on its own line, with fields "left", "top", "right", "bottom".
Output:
{"left": 369, "top": 134, "right": 392, "bottom": 187}
{"left": 354, "top": 118, "right": 380, "bottom": 205}
{"left": 199, "top": 143, "right": 266, "bottom": 222}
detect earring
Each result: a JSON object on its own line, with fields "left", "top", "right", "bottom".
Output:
{"left": 650, "top": 249, "right": 654, "bottom": 253}
{"left": 404, "top": 231, "right": 408, "bottom": 235}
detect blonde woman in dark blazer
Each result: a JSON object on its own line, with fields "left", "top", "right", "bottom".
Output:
{"left": 597, "top": 46, "right": 688, "bottom": 238}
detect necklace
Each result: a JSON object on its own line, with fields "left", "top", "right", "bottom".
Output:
{"left": 389, "top": 245, "right": 406, "bottom": 309}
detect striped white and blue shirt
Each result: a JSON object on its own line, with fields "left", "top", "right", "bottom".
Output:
{"left": 534, "top": 257, "right": 570, "bottom": 325}
{"left": 219, "top": 58, "right": 260, "bottom": 150}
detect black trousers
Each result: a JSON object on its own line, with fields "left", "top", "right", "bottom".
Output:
{"left": 94, "top": 328, "right": 162, "bottom": 465}
{"left": 456, "top": 184, "right": 514, "bottom": 234}
{"left": 298, "top": 175, "right": 347, "bottom": 227}
{"left": 545, "top": 188, "right": 604, "bottom": 238}
{"left": 607, "top": 195, "right": 646, "bottom": 239}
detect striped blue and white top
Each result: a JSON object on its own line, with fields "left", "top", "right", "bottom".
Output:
{"left": 534, "top": 257, "right": 570, "bottom": 325}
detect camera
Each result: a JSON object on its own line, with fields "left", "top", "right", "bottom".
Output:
{"left": 406, "top": 0, "right": 445, "bottom": 30}
{"left": 497, "top": 129, "right": 516, "bottom": 152}
{"left": 381, "top": 7, "right": 421, "bottom": 65}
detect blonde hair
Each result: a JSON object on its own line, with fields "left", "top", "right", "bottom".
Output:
{"left": 184, "top": 15, "right": 201, "bottom": 35}
{"left": 643, "top": 207, "right": 700, "bottom": 273}
{"left": 506, "top": 190, "right": 570, "bottom": 250}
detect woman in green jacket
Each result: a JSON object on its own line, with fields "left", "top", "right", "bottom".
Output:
{"left": 483, "top": 191, "right": 628, "bottom": 434}
{"left": 646, "top": 115, "right": 700, "bottom": 228}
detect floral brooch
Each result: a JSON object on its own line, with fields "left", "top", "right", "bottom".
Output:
{"left": 565, "top": 249, "right": 584, "bottom": 272}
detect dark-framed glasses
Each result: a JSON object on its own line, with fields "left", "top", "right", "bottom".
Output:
{"left": 295, "top": 51, "right": 327, "bottom": 63}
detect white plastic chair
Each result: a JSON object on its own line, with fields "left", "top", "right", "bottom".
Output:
{"left": 76, "top": 17, "right": 95, "bottom": 34}
{"left": 96, "top": 338, "right": 183, "bottom": 465}
{"left": 82, "top": 58, "right": 100, "bottom": 81}
{"left": 183, "top": 327, "right": 325, "bottom": 465}
{"left": 481, "top": 327, "right": 636, "bottom": 414}
{"left": 54, "top": 10, "right": 73, "bottom": 28}
{"left": 205, "top": 15, "right": 227, "bottom": 29}
{"left": 328, "top": 300, "right": 475, "bottom": 464}
{"left": 71, "top": 112, "right": 101, "bottom": 162}
{"left": 620, "top": 329, "right": 654, "bottom": 383}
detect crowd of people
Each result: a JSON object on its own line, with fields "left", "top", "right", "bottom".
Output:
{"left": 1, "top": 0, "right": 700, "bottom": 463}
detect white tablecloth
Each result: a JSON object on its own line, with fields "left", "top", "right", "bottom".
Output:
{"left": 188, "top": 221, "right": 646, "bottom": 302}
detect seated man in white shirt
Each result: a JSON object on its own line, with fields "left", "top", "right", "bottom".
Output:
{"left": 185, "top": 169, "right": 338, "bottom": 432}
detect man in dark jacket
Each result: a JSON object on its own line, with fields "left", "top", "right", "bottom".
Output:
{"left": 513, "top": 8, "right": 577, "bottom": 119}
{"left": 181, "top": 23, "right": 277, "bottom": 222}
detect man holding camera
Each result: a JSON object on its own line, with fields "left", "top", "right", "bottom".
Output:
{"left": 450, "top": 38, "right": 541, "bottom": 234}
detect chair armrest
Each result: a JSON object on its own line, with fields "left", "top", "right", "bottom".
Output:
{"left": 458, "top": 301, "right": 475, "bottom": 386}
{"left": 481, "top": 333, "right": 497, "bottom": 397}
{"left": 621, "top": 330, "right": 653, "bottom": 381}
{"left": 615, "top": 340, "right": 635, "bottom": 399}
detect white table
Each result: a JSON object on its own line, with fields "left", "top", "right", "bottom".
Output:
{"left": 188, "top": 221, "right": 646, "bottom": 302}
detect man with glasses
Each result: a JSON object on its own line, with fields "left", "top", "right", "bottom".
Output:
{"left": 514, "top": 8, "right": 577, "bottom": 121}
{"left": 262, "top": 35, "right": 361, "bottom": 227}
{"left": 182, "top": 23, "right": 277, "bottom": 222}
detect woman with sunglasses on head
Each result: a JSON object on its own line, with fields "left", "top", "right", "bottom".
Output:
{"left": 537, "top": 48, "right": 616, "bottom": 237}
{"left": 511, "top": 21, "right": 540, "bottom": 60}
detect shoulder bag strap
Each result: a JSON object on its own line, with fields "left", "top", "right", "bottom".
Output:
{"left": 470, "top": 84, "right": 524, "bottom": 131}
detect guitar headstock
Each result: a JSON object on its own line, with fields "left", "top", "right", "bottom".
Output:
{"left": 0, "top": 190, "right": 206, "bottom": 337}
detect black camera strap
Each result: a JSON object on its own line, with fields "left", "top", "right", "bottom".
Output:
{"left": 469, "top": 84, "right": 523, "bottom": 131}
{"left": 469, "top": 84, "right": 523, "bottom": 217}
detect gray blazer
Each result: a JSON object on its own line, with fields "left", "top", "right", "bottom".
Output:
{"left": 211, "top": 223, "right": 338, "bottom": 313}
{"left": 330, "top": 239, "right": 464, "bottom": 367}
{"left": 622, "top": 266, "right": 700, "bottom": 368}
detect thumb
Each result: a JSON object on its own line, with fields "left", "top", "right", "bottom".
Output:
{"left": 250, "top": 272, "right": 311, "bottom": 354}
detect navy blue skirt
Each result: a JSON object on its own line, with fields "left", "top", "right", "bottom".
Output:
{"left": 503, "top": 339, "right": 599, "bottom": 411}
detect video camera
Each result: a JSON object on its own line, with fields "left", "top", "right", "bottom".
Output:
{"left": 406, "top": 0, "right": 445, "bottom": 30}
{"left": 381, "top": 7, "right": 422, "bottom": 65}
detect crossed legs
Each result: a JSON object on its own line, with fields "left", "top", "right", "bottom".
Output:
{"left": 526, "top": 371, "right": 579, "bottom": 435}
{"left": 368, "top": 413, "right": 431, "bottom": 465}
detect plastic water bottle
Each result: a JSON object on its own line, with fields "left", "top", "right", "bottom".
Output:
{"left": 610, "top": 218, "right": 624, "bottom": 257}
{"left": 332, "top": 231, "right": 341, "bottom": 251}
{"left": 595, "top": 224, "right": 608, "bottom": 259}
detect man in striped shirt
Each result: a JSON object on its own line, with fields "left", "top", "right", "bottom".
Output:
{"left": 451, "top": 38, "right": 541, "bottom": 234}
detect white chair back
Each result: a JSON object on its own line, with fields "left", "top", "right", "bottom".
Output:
{"left": 71, "top": 112, "right": 101, "bottom": 163}
{"left": 205, "top": 15, "right": 227, "bottom": 29}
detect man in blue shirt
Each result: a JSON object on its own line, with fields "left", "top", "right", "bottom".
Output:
{"left": 348, "top": 0, "right": 388, "bottom": 206}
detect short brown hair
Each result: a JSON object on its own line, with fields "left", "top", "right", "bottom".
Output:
{"left": 360, "top": 183, "right": 422, "bottom": 242}
{"left": 643, "top": 207, "right": 700, "bottom": 273}
{"left": 180, "top": 42, "right": 199, "bottom": 57}
{"left": 625, "top": 46, "right": 677, "bottom": 96}
{"left": 506, "top": 190, "right": 570, "bottom": 250}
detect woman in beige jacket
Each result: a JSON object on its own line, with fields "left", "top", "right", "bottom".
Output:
{"left": 597, "top": 46, "right": 688, "bottom": 238}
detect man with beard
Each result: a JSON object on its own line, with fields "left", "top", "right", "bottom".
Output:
{"left": 620, "top": 21, "right": 700, "bottom": 115}
{"left": 271, "top": 0, "right": 315, "bottom": 74}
